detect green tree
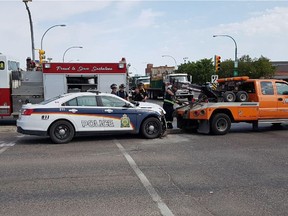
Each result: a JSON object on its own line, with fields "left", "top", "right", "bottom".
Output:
{"left": 177, "top": 58, "right": 214, "bottom": 84}
{"left": 177, "top": 55, "right": 276, "bottom": 84}
{"left": 219, "top": 55, "right": 275, "bottom": 79}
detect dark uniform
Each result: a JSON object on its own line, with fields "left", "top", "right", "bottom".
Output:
{"left": 133, "top": 88, "right": 148, "bottom": 101}
{"left": 163, "top": 86, "right": 177, "bottom": 129}
{"left": 110, "top": 84, "right": 117, "bottom": 95}
{"left": 117, "top": 90, "right": 128, "bottom": 99}
{"left": 117, "top": 84, "right": 129, "bottom": 100}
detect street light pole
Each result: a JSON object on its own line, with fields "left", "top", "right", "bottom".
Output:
{"left": 62, "top": 46, "right": 83, "bottom": 62}
{"left": 41, "top": 24, "right": 66, "bottom": 50}
{"left": 162, "top": 55, "right": 178, "bottom": 70}
{"left": 23, "top": 0, "right": 35, "bottom": 61}
{"left": 213, "top": 34, "right": 238, "bottom": 76}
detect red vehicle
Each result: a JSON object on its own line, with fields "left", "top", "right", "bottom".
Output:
{"left": 0, "top": 53, "right": 128, "bottom": 118}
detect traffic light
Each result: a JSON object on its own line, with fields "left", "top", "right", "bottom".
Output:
{"left": 215, "top": 55, "right": 221, "bottom": 73}
{"left": 39, "top": 49, "right": 46, "bottom": 64}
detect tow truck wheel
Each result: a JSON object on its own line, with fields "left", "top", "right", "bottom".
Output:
{"left": 223, "top": 91, "right": 236, "bottom": 102}
{"left": 236, "top": 91, "right": 249, "bottom": 102}
{"left": 141, "top": 117, "right": 162, "bottom": 139}
{"left": 211, "top": 113, "right": 231, "bottom": 135}
{"left": 49, "top": 120, "right": 75, "bottom": 144}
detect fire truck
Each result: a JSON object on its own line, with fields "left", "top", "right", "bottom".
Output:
{"left": 0, "top": 53, "right": 128, "bottom": 118}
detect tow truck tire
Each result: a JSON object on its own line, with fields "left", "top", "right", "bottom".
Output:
{"left": 141, "top": 117, "right": 162, "bottom": 139}
{"left": 49, "top": 120, "right": 75, "bottom": 144}
{"left": 236, "top": 91, "right": 249, "bottom": 102}
{"left": 223, "top": 91, "right": 236, "bottom": 102}
{"left": 211, "top": 113, "right": 231, "bottom": 135}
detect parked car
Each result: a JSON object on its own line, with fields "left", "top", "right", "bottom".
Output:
{"left": 17, "top": 92, "right": 166, "bottom": 144}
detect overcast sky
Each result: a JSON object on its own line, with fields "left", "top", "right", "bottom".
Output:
{"left": 1, "top": 0, "right": 288, "bottom": 75}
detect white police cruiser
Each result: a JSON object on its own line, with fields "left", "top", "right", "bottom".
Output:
{"left": 17, "top": 92, "right": 166, "bottom": 144}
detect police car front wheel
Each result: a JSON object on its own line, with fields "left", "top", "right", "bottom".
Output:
{"left": 49, "top": 120, "right": 75, "bottom": 144}
{"left": 141, "top": 117, "right": 162, "bottom": 139}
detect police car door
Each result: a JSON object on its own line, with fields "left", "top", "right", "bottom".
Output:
{"left": 99, "top": 95, "right": 137, "bottom": 132}
{"left": 63, "top": 95, "right": 105, "bottom": 132}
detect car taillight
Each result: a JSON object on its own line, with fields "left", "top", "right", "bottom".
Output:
{"left": 22, "top": 109, "right": 34, "bottom": 116}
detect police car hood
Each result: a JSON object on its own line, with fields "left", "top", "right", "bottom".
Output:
{"left": 137, "top": 102, "right": 166, "bottom": 115}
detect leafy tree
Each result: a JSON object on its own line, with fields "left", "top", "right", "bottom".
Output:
{"left": 176, "top": 55, "right": 276, "bottom": 84}
{"left": 219, "top": 55, "right": 275, "bottom": 79}
{"left": 177, "top": 58, "right": 214, "bottom": 84}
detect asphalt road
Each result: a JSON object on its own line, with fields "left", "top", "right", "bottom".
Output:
{"left": 1, "top": 118, "right": 288, "bottom": 216}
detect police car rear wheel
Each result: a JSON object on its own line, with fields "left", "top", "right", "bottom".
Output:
{"left": 141, "top": 117, "right": 162, "bottom": 139}
{"left": 49, "top": 120, "right": 75, "bottom": 144}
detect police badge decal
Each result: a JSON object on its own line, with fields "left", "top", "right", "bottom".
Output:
{"left": 121, "top": 114, "right": 130, "bottom": 128}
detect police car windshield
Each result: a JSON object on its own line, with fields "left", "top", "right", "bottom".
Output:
{"left": 40, "top": 95, "right": 64, "bottom": 105}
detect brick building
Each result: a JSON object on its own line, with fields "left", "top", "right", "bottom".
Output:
{"left": 272, "top": 61, "right": 288, "bottom": 81}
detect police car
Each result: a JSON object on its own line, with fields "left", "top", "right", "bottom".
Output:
{"left": 17, "top": 92, "right": 166, "bottom": 144}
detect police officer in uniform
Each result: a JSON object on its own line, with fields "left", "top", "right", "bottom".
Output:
{"left": 110, "top": 84, "right": 118, "bottom": 95}
{"left": 163, "top": 84, "right": 178, "bottom": 129}
{"left": 117, "top": 84, "right": 129, "bottom": 100}
{"left": 132, "top": 82, "right": 148, "bottom": 102}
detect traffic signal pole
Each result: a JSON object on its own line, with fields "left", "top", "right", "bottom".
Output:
{"left": 213, "top": 35, "right": 238, "bottom": 76}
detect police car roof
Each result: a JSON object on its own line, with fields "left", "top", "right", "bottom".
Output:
{"left": 62, "top": 91, "right": 112, "bottom": 97}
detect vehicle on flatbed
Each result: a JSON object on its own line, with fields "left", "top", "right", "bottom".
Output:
{"left": 176, "top": 77, "right": 288, "bottom": 135}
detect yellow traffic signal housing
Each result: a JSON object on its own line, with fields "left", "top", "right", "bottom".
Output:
{"left": 39, "top": 49, "right": 46, "bottom": 64}
{"left": 215, "top": 55, "right": 221, "bottom": 72}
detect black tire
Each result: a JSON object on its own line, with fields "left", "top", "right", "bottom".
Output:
{"left": 236, "top": 91, "right": 249, "bottom": 102}
{"left": 141, "top": 117, "right": 162, "bottom": 139}
{"left": 210, "top": 113, "right": 231, "bottom": 135}
{"left": 49, "top": 120, "right": 75, "bottom": 144}
{"left": 223, "top": 91, "right": 236, "bottom": 102}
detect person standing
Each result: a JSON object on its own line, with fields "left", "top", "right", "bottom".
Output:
{"left": 132, "top": 83, "right": 148, "bottom": 102}
{"left": 117, "top": 84, "right": 129, "bottom": 100}
{"left": 110, "top": 84, "right": 118, "bottom": 95}
{"left": 163, "top": 84, "right": 178, "bottom": 129}
{"left": 137, "top": 82, "right": 148, "bottom": 102}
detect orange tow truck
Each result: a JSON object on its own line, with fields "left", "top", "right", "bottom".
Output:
{"left": 176, "top": 77, "right": 288, "bottom": 135}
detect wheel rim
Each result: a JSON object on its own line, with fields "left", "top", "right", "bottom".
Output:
{"left": 145, "top": 121, "right": 160, "bottom": 135}
{"left": 216, "top": 118, "right": 228, "bottom": 132}
{"left": 240, "top": 94, "right": 247, "bottom": 101}
{"left": 54, "top": 124, "right": 71, "bottom": 140}
{"left": 227, "top": 94, "right": 234, "bottom": 102}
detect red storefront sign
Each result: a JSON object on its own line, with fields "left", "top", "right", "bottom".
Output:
{"left": 42, "top": 62, "right": 126, "bottom": 74}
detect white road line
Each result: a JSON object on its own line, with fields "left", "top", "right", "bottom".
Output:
{"left": 0, "top": 142, "right": 15, "bottom": 147}
{"left": 114, "top": 139, "right": 174, "bottom": 216}
{"left": 0, "top": 146, "right": 10, "bottom": 154}
{"left": 0, "top": 142, "right": 15, "bottom": 154}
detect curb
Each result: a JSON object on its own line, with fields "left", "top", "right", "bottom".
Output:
{"left": 0, "top": 126, "right": 16, "bottom": 133}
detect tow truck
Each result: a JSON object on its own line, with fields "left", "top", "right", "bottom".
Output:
{"left": 175, "top": 76, "right": 288, "bottom": 135}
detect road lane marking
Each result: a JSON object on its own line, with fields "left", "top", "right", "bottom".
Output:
{"left": 0, "top": 141, "right": 15, "bottom": 155}
{"left": 0, "top": 135, "right": 24, "bottom": 155}
{"left": 0, "top": 146, "right": 10, "bottom": 154}
{"left": 0, "top": 142, "right": 15, "bottom": 147}
{"left": 114, "top": 139, "right": 174, "bottom": 216}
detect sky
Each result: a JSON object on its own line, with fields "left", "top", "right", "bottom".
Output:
{"left": 1, "top": 0, "right": 288, "bottom": 75}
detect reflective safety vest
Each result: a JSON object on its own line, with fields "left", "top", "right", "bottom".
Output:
{"left": 163, "top": 88, "right": 175, "bottom": 105}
